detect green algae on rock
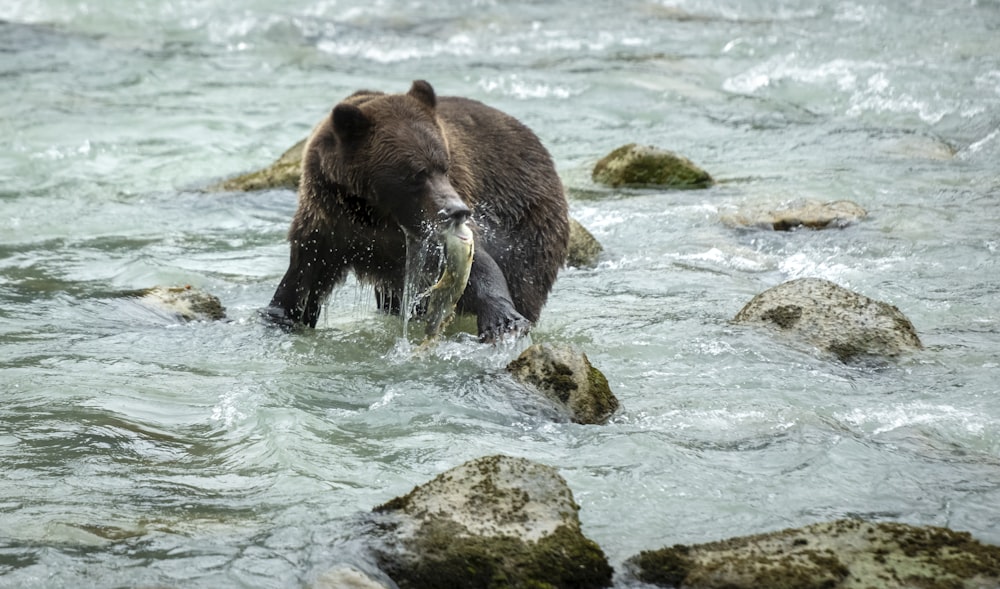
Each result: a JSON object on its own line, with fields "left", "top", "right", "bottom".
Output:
{"left": 566, "top": 218, "right": 604, "bottom": 268}
{"left": 592, "top": 143, "right": 713, "bottom": 189}
{"left": 721, "top": 198, "right": 867, "bottom": 231}
{"left": 733, "top": 277, "right": 921, "bottom": 362}
{"left": 507, "top": 344, "right": 619, "bottom": 425}
{"left": 371, "top": 454, "right": 613, "bottom": 589}
{"left": 626, "top": 519, "right": 1000, "bottom": 589}
{"left": 210, "top": 139, "right": 306, "bottom": 192}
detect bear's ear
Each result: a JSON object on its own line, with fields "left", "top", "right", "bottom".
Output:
{"left": 332, "top": 103, "right": 372, "bottom": 143}
{"left": 407, "top": 80, "right": 437, "bottom": 110}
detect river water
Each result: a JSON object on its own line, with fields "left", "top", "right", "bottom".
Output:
{"left": 2, "top": 0, "right": 999, "bottom": 587}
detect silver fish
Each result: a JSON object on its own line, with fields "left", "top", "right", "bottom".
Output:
{"left": 422, "top": 220, "right": 474, "bottom": 339}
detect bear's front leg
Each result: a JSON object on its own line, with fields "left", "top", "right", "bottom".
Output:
{"left": 266, "top": 230, "right": 347, "bottom": 328}
{"left": 459, "top": 249, "right": 531, "bottom": 342}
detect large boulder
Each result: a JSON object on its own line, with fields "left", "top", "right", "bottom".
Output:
{"left": 507, "top": 344, "right": 619, "bottom": 425}
{"left": 721, "top": 198, "right": 867, "bottom": 231}
{"left": 733, "top": 278, "right": 922, "bottom": 362}
{"left": 592, "top": 143, "right": 713, "bottom": 189}
{"left": 626, "top": 518, "right": 1000, "bottom": 589}
{"left": 370, "top": 454, "right": 613, "bottom": 589}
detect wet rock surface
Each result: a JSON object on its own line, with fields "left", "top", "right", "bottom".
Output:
{"left": 592, "top": 143, "right": 713, "bottom": 189}
{"left": 311, "top": 564, "right": 395, "bottom": 589}
{"left": 626, "top": 518, "right": 1000, "bottom": 589}
{"left": 209, "top": 138, "right": 306, "bottom": 192}
{"left": 507, "top": 343, "right": 619, "bottom": 425}
{"left": 368, "top": 454, "right": 613, "bottom": 589}
{"left": 130, "top": 285, "right": 226, "bottom": 322}
{"left": 567, "top": 218, "right": 604, "bottom": 268}
{"left": 721, "top": 198, "right": 867, "bottom": 231}
{"left": 733, "top": 277, "right": 922, "bottom": 362}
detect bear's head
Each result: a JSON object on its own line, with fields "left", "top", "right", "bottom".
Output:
{"left": 326, "top": 80, "right": 471, "bottom": 238}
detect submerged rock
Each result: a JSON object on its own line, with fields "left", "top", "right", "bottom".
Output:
{"left": 879, "top": 133, "right": 957, "bottom": 160}
{"left": 370, "top": 454, "right": 613, "bottom": 589}
{"left": 733, "top": 277, "right": 921, "bottom": 362}
{"left": 592, "top": 143, "right": 713, "bottom": 189}
{"left": 721, "top": 198, "right": 867, "bottom": 231}
{"left": 132, "top": 285, "right": 226, "bottom": 322}
{"left": 566, "top": 218, "right": 604, "bottom": 268}
{"left": 312, "top": 565, "right": 394, "bottom": 589}
{"left": 209, "top": 139, "right": 306, "bottom": 192}
{"left": 626, "top": 518, "right": 1000, "bottom": 589}
{"left": 507, "top": 344, "right": 619, "bottom": 425}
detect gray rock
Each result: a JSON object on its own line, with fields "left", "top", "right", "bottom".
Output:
{"left": 592, "top": 143, "right": 713, "bottom": 189}
{"left": 209, "top": 139, "right": 306, "bottom": 192}
{"left": 721, "top": 198, "right": 867, "bottom": 231}
{"left": 626, "top": 518, "right": 1000, "bottom": 589}
{"left": 133, "top": 285, "right": 226, "bottom": 322}
{"left": 370, "top": 454, "right": 613, "bottom": 589}
{"left": 567, "top": 218, "right": 603, "bottom": 268}
{"left": 507, "top": 344, "right": 619, "bottom": 425}
{"left": 733, "top": 278, "right": 921, "bottom": 362}
{"left": 312, "top": 565, "right": 395, "bottom": 589}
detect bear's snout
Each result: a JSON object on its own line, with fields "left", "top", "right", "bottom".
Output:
{"left": 437, "top": 200, "right": 471, "bottom": 224}
{"left": 428, "top": 174, "right": 470, "bottom": 225}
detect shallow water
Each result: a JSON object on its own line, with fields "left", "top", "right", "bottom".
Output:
{"left": 2, "top": 0, "right": 999, "bottom": 586}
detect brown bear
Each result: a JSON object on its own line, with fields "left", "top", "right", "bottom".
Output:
{"left": 266, "top": 80, "right": 569, "bottom": 342}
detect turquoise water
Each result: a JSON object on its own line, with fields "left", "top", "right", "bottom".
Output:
{"left": 2, "top": 1, "right": 999, "bottom": 586}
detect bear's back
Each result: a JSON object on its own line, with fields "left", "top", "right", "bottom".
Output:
{"left": 434, "top": 96, "right": 562, "bottom": 212}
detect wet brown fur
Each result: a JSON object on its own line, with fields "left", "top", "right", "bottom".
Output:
{"left": 268, "top": 80, "right": 569, "bottom": 341}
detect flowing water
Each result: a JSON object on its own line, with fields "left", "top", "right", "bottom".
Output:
{"left": 2, "top": 0, "right": 999, "bottom": 586}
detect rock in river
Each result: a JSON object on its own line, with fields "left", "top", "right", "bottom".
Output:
{"left": 567, "top": 218, "right": 603, "bottom": 268}
{"left": 507, "top": 343, "right": 620, "bottom": 425}
{"left": 209, "top": 139, "right": 306, "bottom": 192}
{"left": 131, "top": 285, "right": 226, "bottom": 322}
{"left": 733, "top": 277, "right": 921, "bottom": 362}
{"left": 592, "top": 143, "right": 713, "bottom": 189}
{"left": 369, "top": 454, "right": 613, "bottom": 589}
{"left": 626, "top": 518, "right": 1000, "bottom": 589}
{"left": 721, "top": 198, "right": 867, "bottom": 231}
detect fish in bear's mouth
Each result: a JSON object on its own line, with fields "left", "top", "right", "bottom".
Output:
{"left": 420, "top": 218, "right": 474, "bottom": 339}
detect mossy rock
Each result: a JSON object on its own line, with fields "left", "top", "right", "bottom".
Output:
{"left": 626, "top": 518, "right": 1000, "bottom": 589}
{"left": 210, "top": 139, "right": 306, "bottom": 192}
{"left": 721, "top": 198, "right": 867, "bottom": 231}
{"left": 566, "top": 218, "right": 603, "bottom": 268}
{"left": 507, "top": 344, "right": 619, "bottom": 425}
{"left": 372, "top": 455, "right": 613, "bottom": 589}
{"left": 592, "top": 143, "right": 713, "bottom": 189}
{"left": 733, "top": 278, "right": 921, "bottom": 362}
{"left": 131, "top": 285, "right": 226, "bottom": 322}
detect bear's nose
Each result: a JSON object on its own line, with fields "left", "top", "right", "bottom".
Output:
{"left": 439, "top": 201, "right": 471, "bottom": 224}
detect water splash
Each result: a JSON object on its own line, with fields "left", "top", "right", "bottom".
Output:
{"left": 400, "top": 230, "right": 440, "bottom": 342}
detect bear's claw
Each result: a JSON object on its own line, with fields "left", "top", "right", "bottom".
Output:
{"left": 479, "top": 312, "right": 531, "bottom": 344}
